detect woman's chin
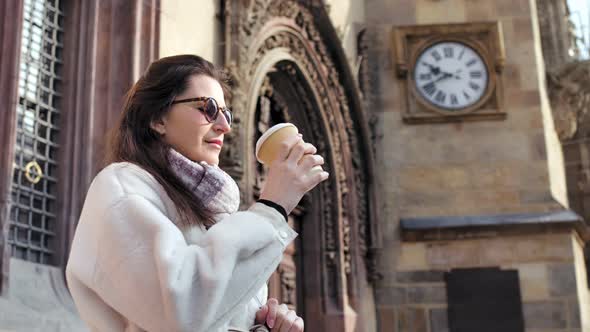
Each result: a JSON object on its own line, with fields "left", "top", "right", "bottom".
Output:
{"left": 203, "top": 155, "right": 219, "bottom": 166}
{"left": 187, "top": 149, "right": 219, "bottom": 165}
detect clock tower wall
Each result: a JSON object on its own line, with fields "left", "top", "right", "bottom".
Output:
{"left": 369, "top": 0, "right": 565, "bottom": 219}
{"left": 366, "top": 0, "right": 589, "bottom": 331}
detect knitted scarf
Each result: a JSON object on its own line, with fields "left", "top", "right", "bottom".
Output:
{"left": 168, "top": 148, "right": 240, "bottom": 223}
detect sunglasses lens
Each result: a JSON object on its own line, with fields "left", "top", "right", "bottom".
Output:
{"left": 205, "top": 98, "right": 219, "bottom": 121}
{"left": 223, "top": 109, "right": 233, "bottom": 126}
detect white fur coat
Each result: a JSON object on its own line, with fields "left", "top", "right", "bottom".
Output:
{"left": 66, "top": 163, "right": 297, "bottom": 332}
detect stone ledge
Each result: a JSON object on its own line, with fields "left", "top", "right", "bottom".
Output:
{"left": 400, "top": 209, "right": 590, "bottom": 242}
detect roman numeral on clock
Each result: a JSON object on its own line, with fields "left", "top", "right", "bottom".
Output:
{"left": 422, "top": 82, "right": 436, "bottom": 96}
{"left": 451, "top": 94, "right": 458, "bottom": 105}
{"left": 444, "top": 47, "right": 453, "bottom": 58}
{"left": 419, "top": 74, "right": 432, "bottom": 81}
{"left": 458, "top": 47, "right": 465, "bottom": 60}
{"left": 435, "top": 90, "right": 446, "bottom": 103}
{"left": 431, "top": 50, "right": 442, "bottom": 62}
{"left": 466, "top": 58, "right": 477, "bottom": 67}
{"left": 470, "top": 71, "right": 483, "bottom": 79}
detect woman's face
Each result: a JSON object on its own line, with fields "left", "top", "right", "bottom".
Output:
{"left": 152, "top": 75, "right": 231, "bottom": 165}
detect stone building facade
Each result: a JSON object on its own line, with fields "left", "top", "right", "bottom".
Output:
{"left": 0, "top": 0, "right": 588, "bottom": 331}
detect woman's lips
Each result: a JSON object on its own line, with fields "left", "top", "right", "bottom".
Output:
{"left": 206, "top": 139, "right": 223, "bottom": 148}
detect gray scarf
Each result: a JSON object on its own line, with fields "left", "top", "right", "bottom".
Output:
{"left": 168, "top": 149, "right": 240, "bottom": 223}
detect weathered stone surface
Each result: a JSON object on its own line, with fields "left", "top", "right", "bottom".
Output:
{"left": 415, "top": 0, "right": 466, "bottom": 24}
{"left": 516, "top": 263, "right": 550, "bottom": 301}
{"left": 398, "top": 166, "right": 470, "bottom": 191}
{"left": 396, "top": 270, "right": 445, "bottom": 283}
{"left": 377, "top": 307, "right": 397, "bottom": 332}
{"left": 399, "top": 191, "right": 454, "bottom": 209}
{"left": 518, "top": 190, "right": 554, "bottom": 204}
{"left": 398, "top": 243, "right": 428, "bottom": 271}
{"left": 465, "top": 0, "right": 497, "bottom": 20}
{"left": 397, "top": 307, "right": 428, "bottom": 332}
{"left": 374, "top": 286, "right": 407, "bottom": 306}
{"left": 567, "top": 298, "right": 581, "bottom": 328}
{"left": 523, "top": 301, "right": 567, "bottom": 329}
{"left": 547, "top": 263, "right": 577, "bottom": 296}
{"left": 496, "top": 0, "right": 530, "bottom": 17}
{"left": 514, "top": 235, "right": 573, "bottom": 262}
{"left": 426, "top": 241, "right": 480, "bottom": 268}
{"left": 504, "top": 89, "right": 542, "bottom": 108}
{"left": 407, "top": 286, "right": 447, "bottom": 304}
{"left": 429, "top": 308, "right": 450, "bottom": 332}
{"left": 367, "top": 0, "right": 416, "bottom": 25}
{"left": 511, "top": 17, "right": 535, "bottom": 44}
{"left": 478, "top": 238, "right": 521, "bottom": 265}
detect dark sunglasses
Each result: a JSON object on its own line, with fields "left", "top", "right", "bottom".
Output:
{"left": 171, "top": 96, "right": 233, "bottom": 126}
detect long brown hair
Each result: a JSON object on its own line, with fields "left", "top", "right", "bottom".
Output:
{"left": 106, "top": 54, "right": 231, "bottom": 227}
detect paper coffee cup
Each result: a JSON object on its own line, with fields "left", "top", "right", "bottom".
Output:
{"left": 256, "top": 123, "right": 324, "bottom": 175}
{"left": 256, "top": 123, "right": 299, "bottom": 165}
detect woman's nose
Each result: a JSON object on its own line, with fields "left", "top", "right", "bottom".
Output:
{"left": 213, "top": 112, "right": 231, "bottom": 133}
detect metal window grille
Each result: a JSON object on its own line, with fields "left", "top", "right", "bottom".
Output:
{"left": 8, "top": 0, "right": 64, "bottom": 264}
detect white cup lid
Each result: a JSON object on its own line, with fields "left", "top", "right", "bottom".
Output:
{"left": 255, "top": 123, "right": 298, "bottom": 160}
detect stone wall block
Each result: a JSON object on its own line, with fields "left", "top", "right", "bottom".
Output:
{"left": 398, "top": 243, "right": 429, "bottom": 271}
{"left": 426, "top": 242, "right": 480, "bottom": 268}
{"left": 567, "top": 298, "right": 581, "bottom": 328}
{"left": 396, "top": 270, "right": 446, "bottom": 283}
{"left": 407, "top": 285, "right": 447, "bottom": 304}
{"left": 523, "top": 301, "right": 568, "bottom": 329}
{"left": 397, "top": 307, "right": 428, "bottom": 332}
{"left": 377, "top": 307, "right": 397, "bottom": 332}
{"left": 548, "top": 263, "right": 577, "bottom": 297}
{"left": 375, "top": 286, "right": 407, "bottom": 306}
{"left": 517, "top": 263, "right": 550, "bottom": 301}
{"left": 429, "top": 308, "right": 450, "bottom": 332}
{"left": 496, "top": 0, "right": 530, "bottom": 17}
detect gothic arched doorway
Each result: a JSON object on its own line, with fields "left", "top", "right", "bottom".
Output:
{"left": 252, "top": 63, "right": 333, "bottom": 317}
{"left": 220, "top": 2, "right": 382, "bottom": 331}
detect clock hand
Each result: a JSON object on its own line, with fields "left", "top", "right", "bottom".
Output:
{"left": 433, "top": 72, "right": 453, "bottom": 83}
{"left": 421, "top": 61, "right": 441, "bottom": 76}
{"left": 438, "top": 69, "right": 460, "bottom": 77}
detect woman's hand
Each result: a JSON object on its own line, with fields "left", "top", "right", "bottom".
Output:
{"left": 255, "top": 298, "right": 304, "bottom": 332}
{"left": 259, "top": 134, "right": 329, "bottom": 214}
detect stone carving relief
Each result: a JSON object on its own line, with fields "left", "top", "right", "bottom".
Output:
{"left": 278, "top": 264, "right": 297, "bottom": 308}
{"left": 547, "top": 60, "right": 590, "bottom": 140}
{"left": 222, "top": 0, "right": 381, "bottom": 318}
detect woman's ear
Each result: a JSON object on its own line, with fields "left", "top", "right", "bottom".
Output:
{"left": 150, "top": 118, "right": 167, "bottom": 136}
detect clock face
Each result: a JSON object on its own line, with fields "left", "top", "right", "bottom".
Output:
{"left": 413, "top": 41, "right": 489, "bottom": 111}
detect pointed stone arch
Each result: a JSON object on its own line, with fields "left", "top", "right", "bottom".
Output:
{"left": 220, "top": 1, "right": 381, "bottom": 330}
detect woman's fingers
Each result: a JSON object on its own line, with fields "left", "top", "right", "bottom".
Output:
{"left": 298, "top": 154, "right": 324, "bottom": 169}
{"left": 266, "top": 298, "right": 279, "bottom": 328}
{"left": 276, "top": 310, "right": 297, "bottom": 332}
{"left": 286, "top": 139, "right": 307, "bottom": 165}
{"left": 302, "top": 142, "right": 317, "bottom": 155}
{"left": 287, "top": 317, "right": 304, "bottom": 332}
{"left": 255, "top": 304, "right": 269, "bottom": 324}
{"left": 272, "top": 304, "right": 289, "bottom": 331}
{"left": 276, "top": 135, "right": 303, "bottom": 163}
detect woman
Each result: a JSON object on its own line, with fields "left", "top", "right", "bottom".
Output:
{"left": 65, "top": 54, "right": 328, "bottom": 332}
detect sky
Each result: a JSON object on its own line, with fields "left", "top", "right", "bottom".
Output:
{"left": 568, "top": 0, "right": 590, "bottom": 58}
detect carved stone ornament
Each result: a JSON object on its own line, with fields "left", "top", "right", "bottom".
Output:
{"left": 547, "top": 60, "right": 590, "bottom": 140}
{"left": 221, "top": 0, "right": 382, "bottom": 324}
